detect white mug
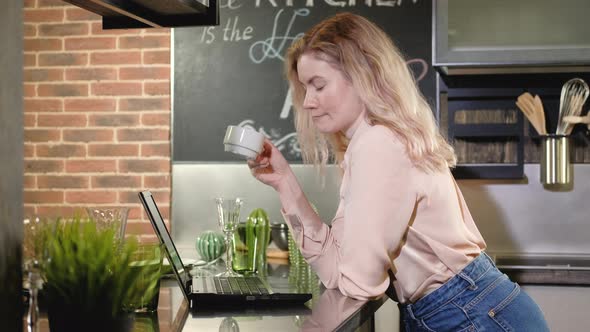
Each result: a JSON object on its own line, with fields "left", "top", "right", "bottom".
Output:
{"left": 223, "top": 125, "right": 264, "bottom": 159}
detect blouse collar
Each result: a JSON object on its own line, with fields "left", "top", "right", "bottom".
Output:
{"left": 340, "top": 117, "right": 372, "bottom": 170}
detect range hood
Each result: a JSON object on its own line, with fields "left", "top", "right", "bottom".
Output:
{"left": 63, "top": 0, "right": 219, "bottom": 29}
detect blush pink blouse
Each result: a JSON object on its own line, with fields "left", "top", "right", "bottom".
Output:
{"left": 280, "top": 120, "right": 486, "bottom": 303}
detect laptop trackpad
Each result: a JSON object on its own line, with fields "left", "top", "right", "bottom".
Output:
{"left": 193, "top": 277, "right": 216, "bottom": 294}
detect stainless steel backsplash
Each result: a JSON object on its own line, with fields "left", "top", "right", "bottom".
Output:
{"left": 171, "top": 163, "right": 341, "bottom": 259}
{"left": 172, "top": 163, "right": 590, "bottom": 259}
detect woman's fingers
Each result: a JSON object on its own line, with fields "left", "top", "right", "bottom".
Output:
{"left": 247, "top": 150, "right": 268, "bottom": 165}
{"left": 247, "top": 159, "right": 258, "bottom": 169}
{"left": 248, "top": 139, "right": 277, "bottom": 181}
{"left": 247, "top": 158, "right": 270, "bottom": 170}
{"left": 252, "top": 164, "right": 273, "bottom": 175}
{"left": 261, "top": 139, "right": 276, "bottom": 155}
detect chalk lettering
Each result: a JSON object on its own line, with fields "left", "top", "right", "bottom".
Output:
{"left": 280, "top": 88, "right": 292, "bottom": 119}
{"left": 223, "top": 16, "right": 254, "bottom": 42}
{"left": 255, "top": 0, "right": 278, "bottom": 7}
{"left": 406, "top": 58, "right": 428, "bottom": 81}
{"left": 200, "top": 26, "right": 215, "bottom": 44}
{"left": 365, "top": 0, "right": 399, "bottom": 6}
{"left": 249, "top": 9, "right": 310, "bottom": 63}
{"left": 325, "top": 0, "right": 345, "bottom": 6}
{"left": 284, "top": 0, "right": 316, "bottom": 6}
{"left": 220, "top": 0, "right": 242, "bottom": 9}
{"left": 373, "top": 0, "right": 397, "bottom": 6}
{"left": 243, "top": 26, "right": 253, "bottom": 40}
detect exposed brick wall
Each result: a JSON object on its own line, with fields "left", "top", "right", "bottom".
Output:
{"left": 23, "top": 0, "right": 171, "bottom": 239}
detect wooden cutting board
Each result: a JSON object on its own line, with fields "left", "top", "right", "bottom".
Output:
{"left": 266, "top": 248, "right": 289, "bottom": 259}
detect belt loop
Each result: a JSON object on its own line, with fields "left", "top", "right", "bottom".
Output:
{"left": 458, "top": 271, "right": 477, "bottom": 290}
{"left": 406, "top": 304, "right": 418, "bottom": 320}
{"left": 482, "top": 251, "right": 495, "bottom": 265}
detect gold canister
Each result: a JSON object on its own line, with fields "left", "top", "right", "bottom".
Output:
{"left": 540, "top": 135, "right": 571, "bottom": 185}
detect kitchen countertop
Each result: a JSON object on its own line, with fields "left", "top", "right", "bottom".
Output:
{"left": 31, "top": 252, "right": 588, "bottom": 331}
{"left": 24, "top": 260, "right": 389, "bottom": 332}
{"left": 162, "top": 284, "right": 388, "bottom": 332}
{"left": 159, "top": 260, "right": 388, "bottom": 332}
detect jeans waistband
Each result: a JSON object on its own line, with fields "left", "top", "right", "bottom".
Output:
{"left": 399, "top": 252, "right": 496, "bottom": 319}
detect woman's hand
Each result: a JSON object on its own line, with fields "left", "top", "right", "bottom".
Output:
{"left": 247, "top": 139, "right": 294, "bottom": 192}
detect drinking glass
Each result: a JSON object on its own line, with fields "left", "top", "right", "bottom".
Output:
{"left": 127, "top": 243, "right": 164, "bottom": 313}
{"left": 86, "top": 207, "right": 129, "bottom": 241}
{"left": 231, "top": 222, "right": 255, "bottom": 274}
{"left": 215, "top": 197, "right": 243, "bottom": 277}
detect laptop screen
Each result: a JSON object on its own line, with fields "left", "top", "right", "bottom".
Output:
{"left": 139, "top": 191, "right": 190, "bottom": 297}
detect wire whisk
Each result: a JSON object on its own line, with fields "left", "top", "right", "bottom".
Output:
{"left": 556, "top": 78, "right": 589, "bottom": 135}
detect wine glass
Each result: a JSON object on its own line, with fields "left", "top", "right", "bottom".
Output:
{"left": 85, "top": 207, "right": 129, "bottom": 241}
{"left": 215, "top": 197, "right": 243, "bottom": 277}
{"left": 23, "top": 216, "right": 52, "bottom": 332}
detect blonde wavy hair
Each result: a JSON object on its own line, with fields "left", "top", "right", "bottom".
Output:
{"left": 285, "top": 12, "right": 456, "bottom": 172}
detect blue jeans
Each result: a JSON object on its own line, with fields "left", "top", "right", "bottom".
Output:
{"left": 398, "top": 252, "right": 549, "bottom": 332}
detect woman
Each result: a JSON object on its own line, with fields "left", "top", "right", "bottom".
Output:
{"left": 247, "top": 12, "right": 549, "bottom": 331}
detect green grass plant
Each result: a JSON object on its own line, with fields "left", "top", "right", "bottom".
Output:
{"left": 40, "top": 216, "right": 160, "bottom": 325}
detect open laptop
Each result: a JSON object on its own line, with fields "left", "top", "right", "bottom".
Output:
{"left": 138, "top": 191, "right": 312, "bottom": 309}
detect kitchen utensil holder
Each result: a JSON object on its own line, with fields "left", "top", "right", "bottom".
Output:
{"left": 540, "top": 134, "right": 571, "bottom": 185}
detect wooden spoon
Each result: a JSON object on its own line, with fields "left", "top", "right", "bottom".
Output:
{"left": 533, "top": 94, "right": 547, "bottom": 135}
{"left": 516, "top": 93, "right": 544, "bottom": 135}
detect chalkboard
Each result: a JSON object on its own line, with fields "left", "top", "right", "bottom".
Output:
{"left": 173, "top": 0, "right": 434, "bottom": 162}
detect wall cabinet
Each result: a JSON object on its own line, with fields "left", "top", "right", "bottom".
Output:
{"left": 433, "top": 0, "right": 590, "bottom": 75}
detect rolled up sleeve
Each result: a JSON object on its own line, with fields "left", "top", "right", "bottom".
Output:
{"left": 280, "top": 192, "right": 330, "bottom": 257}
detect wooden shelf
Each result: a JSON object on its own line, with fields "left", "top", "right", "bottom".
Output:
{"left": 443, "top": 93, "right": 525, "bottom": 179}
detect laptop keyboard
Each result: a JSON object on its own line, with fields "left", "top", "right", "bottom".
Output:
{"left": 214, "top": 277, "right": 270, "bottom": 295}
